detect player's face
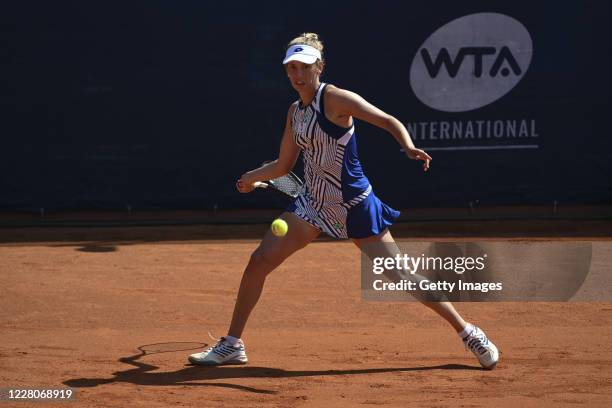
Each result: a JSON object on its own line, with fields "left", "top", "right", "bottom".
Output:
{"left": 285, "top": 61, "right": 321, "bottom": 91}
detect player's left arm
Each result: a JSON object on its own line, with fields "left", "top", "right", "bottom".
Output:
{"left": 326, "top": 87, "right": 431, "bottom": 171}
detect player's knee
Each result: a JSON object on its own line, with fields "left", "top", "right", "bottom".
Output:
{"left": 247, "top": 248, "right": 278, "bottom": 276}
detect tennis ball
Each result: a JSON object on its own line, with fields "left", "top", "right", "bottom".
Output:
{"left": 271, "top": 218, "right": 288, "bottom": 237}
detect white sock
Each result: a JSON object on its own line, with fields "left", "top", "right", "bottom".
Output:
{"left": 224, "top": 335, "right": 241, "bottom": 347}
{"left": 458, "top": 323, "right": 475, "bottom": 339}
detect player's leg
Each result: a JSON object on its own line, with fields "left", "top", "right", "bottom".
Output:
{"left": 353, "top": 229, "right": 499, "bottom": 369}
{"left": 354, "top": 229, "right": 467, "bottom": 330}
{"left": 189, "top": 212, "right": 319, "bottom": 365}
{"left": 228, "top": 212, "right": 320, "bottom": 337}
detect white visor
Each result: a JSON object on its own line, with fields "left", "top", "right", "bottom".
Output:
{"left": 282, "top": 44, "right": 321, "bottom": 64}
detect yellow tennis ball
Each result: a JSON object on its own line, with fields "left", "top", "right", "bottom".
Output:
{"left": 271, "top": 218, "right": 288, "bottom": 237}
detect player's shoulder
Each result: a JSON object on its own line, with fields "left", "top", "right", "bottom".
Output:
{"left": 325, "top": 83, "right": 347, "bottom": 96}
{"left": 324, "top": 84, "right": 360, "bottom": 106}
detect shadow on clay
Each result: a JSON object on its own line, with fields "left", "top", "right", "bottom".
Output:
{"left": 63, "top": 342, "right": 484, "bottom": 395}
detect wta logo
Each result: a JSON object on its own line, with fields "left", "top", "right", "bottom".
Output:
{"left": 410, "top": 13, "right": 533, "bottom": 112}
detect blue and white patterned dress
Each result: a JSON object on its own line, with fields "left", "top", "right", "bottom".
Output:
{"left": 287, "top": 82, "right": 400, "bottom": 239}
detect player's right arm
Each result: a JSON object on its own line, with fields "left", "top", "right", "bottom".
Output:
{"left": 236, "top": 102, "right": 300, "bottom": 193}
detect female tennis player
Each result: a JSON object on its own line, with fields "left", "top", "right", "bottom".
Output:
{"left": 189, "top": 33, "right": 499, "bottom": 369}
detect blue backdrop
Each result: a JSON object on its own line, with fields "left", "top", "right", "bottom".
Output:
{"left": 1, "top": 1, "right": 610, "bottom": 211}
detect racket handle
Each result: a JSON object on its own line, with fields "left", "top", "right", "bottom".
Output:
{"left": 253, "top": 181, "right": 269, "bottom": 188}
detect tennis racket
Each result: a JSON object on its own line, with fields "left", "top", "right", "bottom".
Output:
{"left": 253, "top": 171, "right": 304, "bottom": 199}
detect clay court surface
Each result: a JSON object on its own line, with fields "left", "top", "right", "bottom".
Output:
{"left": 1, "top": 224, "right": 612, "bottom": 407}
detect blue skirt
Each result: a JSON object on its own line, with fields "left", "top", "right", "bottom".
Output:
{"left": 286, "top": 190, "right": 400, "bottom": 239}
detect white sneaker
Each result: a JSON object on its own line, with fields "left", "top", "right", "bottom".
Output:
{"left": 188, "top": 337, "right": 248, "bottom": 366}
{"left": 463, "top": 326, "right": 499, "bottom": 369}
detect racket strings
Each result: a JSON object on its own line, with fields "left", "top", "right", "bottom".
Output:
{"left": 270, "top": 173, "right": 304, "bottom": 198}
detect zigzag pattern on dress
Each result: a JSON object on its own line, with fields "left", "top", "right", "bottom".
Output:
{"left": 292, "top": 195, "right": 318, "bottom": 226}
{"left": 293, "top": 105, "right": 315, "bottom": 149}
{"left": 290, "top": 82, "right": 372, "bottom": 238}
{"left": 293, "top": 191, "right": 349, "bottom": 239}
{"left": 318, "top": 204, "right": 349, "bottom": 239}
{"left": 292, "top": 85, "right": 356, "bottom": 208}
